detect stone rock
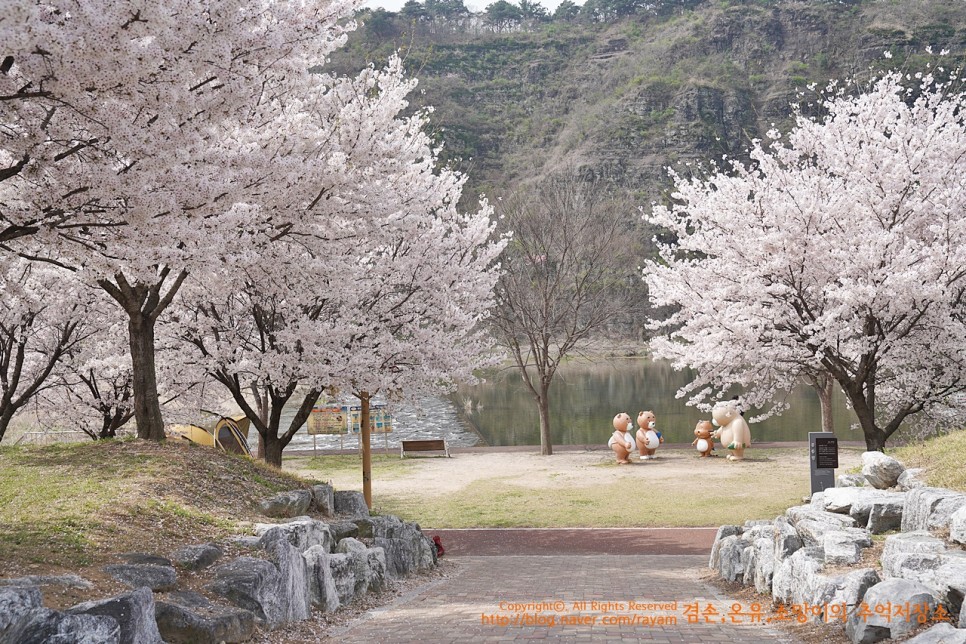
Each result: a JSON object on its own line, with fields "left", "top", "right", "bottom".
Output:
{"left": 824, "top": 531, "right": 863, "bottom": 566}
{"left": 0, "top": 574, "right": 93, "bottom": 590}
{"left": 333, "top": 491, "right": 370, "bottom": 517}
{"left": 772, "top": 547, "right": 824, "bottom": 607}
{"left": 741, "top": 544, "right": 757, "bottom": 588}
{"left": 904, "top": 623, "right": 966, "bottom": 644}
{"left": 330, "top": 521, "right": 360, "bottom": 542}
{"left": 258, "top": 528, "right": 311, "bottom": 624}
{"left": 5, "top": 608, "right": 121, "bottom": 644}
{"left": 310, "top": 483, "right": 335, "bottom": 516}
{"left": 797, "top": 520, "right": 869, "bottom": 549}
{"left": 118, "top": 553, "right": 172, "bottom": 567}
{"left": 822, "top": 488, "right": 906, "bottom": 527}
{"left": 881, "top": 532, "right": 947, "bottom": 577}
{"left": 228, "top": 535, "right": 262, "bottom": 549}
{"left": 328, "top": 553, "right": 357, "bottom": 605}
{"left": 714, "top": 535, "right": 744, "bottom": 582}
{"left": 337, "top": 538, "right": 375, "bottom": 596}
{"left": 898, "top": 468, "right": 926, "bottom": 491}
{"left": 885, "top": 552, "right": 944, "bottom": 586}
{"left": 255, "top": 517, "right": 334, "bottom": 553}
{"left": 785, "top": 505, "right": 858, "bottom": 530}
{"left": 258, "top": 490, "right": 312, "bottom": 519}
{"left": 366, "top": 547, "right": 388, "bottom": 593}
{"left": 170, "top": 544, "right": 223, "bottom": 571}
{"left": 68, "top": 587, "right": 162, "bottom": 644}
{"left": 931, "top": 555, "right": 966, "bottom": 614}
{"left": 950, "top": 506, "right": 966, "bottom": 545}
{"left": 751, "top": 538, "right": 775, "bottom": 594}
{"left": 102, "top": 564, "right": 177, "bottom": 592}
{"left": 902, "top": 488, "right": 966, "bottom": 532}
{"left": 809, "top": 491, "right": 826, "bottom": 508}
{"left": 154, "top": 592, "right": 255, "bottom": 644}
{"left": 846, "top": 578, "right": 940, "bottom": 642}
{"left": 351, "top": 515, "right": 436, "bottom": 577}
{"left": 207, "top": 557, "right": 283, "bottom": 625}
{"left": 867, "top": 500, "right": 904, "bottom": 534}
{"left": 773, "top": 516, "right": 803, "bottom": 562}
{"left": 861, "top": 451, "right": 905, "bottom": 490}
{"left": 302, "top": 546, "right": 340, "bottom": 613}
{"left": 812, "top": 568, "right": 880, "bottom": 625}
{"left": 0, "top": 586, "right": 43, "bottom": 634}
{"left": 837, "top": 474, "right": 867, "bottom": 488}
{"left": 708, "top": 525, "right": 743, "bottom": 569}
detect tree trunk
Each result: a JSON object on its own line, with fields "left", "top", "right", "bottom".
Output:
{"left": 128, "top": 313, "right": 165, "bottom": 441}
{"left": 0, "top": 408, "right": 14, "bottom": 443}
{"left": 817, "top": 377, "right": 835, "bottom": 434}
{"left": 538, "top": 383, "right": 552, "bottom": 456}
{"left": 262, "top": 433, "right": 284, "bottom": 468}
{"left": 360, "top": 392, "right": 372, "bottom": 509}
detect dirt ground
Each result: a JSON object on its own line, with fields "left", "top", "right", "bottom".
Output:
{"left": 287, "top": 445, "right": 866, "bottom": 498}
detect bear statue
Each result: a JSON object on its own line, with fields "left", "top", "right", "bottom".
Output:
{"left": 692, "top": 420, "right": 715, "bottom": 458}
{"left": 608, "top": 412, "right": 634, "bottom": 464}
{"left": 635, "top": 410, "right": 663, "bottom": 460}
{"left": 711, "top": 400, "right": 751, "bottom": 461}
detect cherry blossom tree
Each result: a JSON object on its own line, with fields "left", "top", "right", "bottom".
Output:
{"left": 0, "top": 258, "right": 90, "bottom": 442}
{"left": 490, "top": 176, "right": 639, "bottom": 455}
{"left": 645, "top": 69, "right": 966, "bottom": 451}
{"left": 1, "top": 0, "right": 359, "bottom": 440}
{"left": 179, "top": 59, "right": 504, "bottom": 467}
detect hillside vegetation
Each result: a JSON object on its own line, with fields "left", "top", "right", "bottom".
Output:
{"left": 331, "top": 0, "right": 966, "bottom": 204}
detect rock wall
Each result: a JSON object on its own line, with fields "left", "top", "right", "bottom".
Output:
{"left": 709, "top": 452, "right": 966, "bottom": 644}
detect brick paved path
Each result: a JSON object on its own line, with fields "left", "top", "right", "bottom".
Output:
{"left": 330, "top": 553, "right": 795, "bottom": 643}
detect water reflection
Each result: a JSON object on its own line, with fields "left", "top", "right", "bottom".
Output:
{"left": 453, "top": 358, "right": 858, "bottom": 446}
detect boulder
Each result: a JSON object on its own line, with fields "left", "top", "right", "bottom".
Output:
{"left": 366, "top": 548, "right": 388, "bottom": 594}
{"left": 376, "top": 534, "right": 436, "bottom": 578}
{"left": 822, "top": 488, "right": 906, "bottom": 527}
{"left": 310, "top": 483, "right": 335, "bottom": 516}
{"left": 824, "top": 531, "right": 863, "bottom": 566}
{"left": 772, "top": 547, "right": 824, "bottom": 607}
{"left": 708, "top": 525, "right": 743, "bottom": 569}
{"left": 258, "top": 528, "right": 311, "bottom": 623}
{"left": 812, "top": 568, "right": 880, "bottom": 625}
{"left": 741, "top": 543, "right": 757, "bottom": 588}
{"left": 861, "top": 452, "right": 905, "bottom": 490}
{"left": 255, "top": 517, "right": 334, "bottom": 553}
{"left": 0, "top": 574, "right": 93, "bottom": 590}
{"left": 102, "top": 564, "right": 177, "bottom": 592}
{"left": 950, "top": 506, "right": 966, "bottom": 545}
{"left": 333, "top": 491, "right": 370, "bottom": 517}
{"left": 68, "top": 586, "right": 162, "bottom": 644}
{"left": 902, "top": 488, "right": 966, "bottom": 532}
{"left": 867, "top": 500, "right": 904, "bottom": 534}
{"left": 881, "top": 532, "right": 947, "bottom": 577}
{"left": 716, "top": 534, "right": 745, "bottom": 581}
{"left": 330, "top": 521, "right": 360, "bottom": 542}
{"left": 258, "top": 490, "right": 312, "bottom": 519}
{"left": 170, "top": 544, "right": 223, "bottom": 571}
{"left": 328, "top": 553, "right": 357, "bottom": 605}
{"left": 931, "top": 555, "right": 966, "bottom": 614}
{"left": 207, "top": 557, "right": 283, "bottom": 625}
{"left": 785, "top": 505, "right": 858, "bottom": 530}
{"left": 0, "top": 586, "right": 43, "bottom": 634}
{"left": 154, "top": 591, "right": 255, "bottom": 644}
{"left": 837, "top": 474, "right": 867, "bottom": 488}
{"left": 898, "top": 468, "right": 927, "bottom": 491}
{"left": 885, "top": 552, "right": 944, "bottom": 586}
{"left": 904, "top": 623, "right": 966, "bottom": 644}
{"left": 846, "top": 578, "right": 940, "bottom": 642}
{"left": 751, "top": 538, "right": 775, "bottom": 594}
{"left": 337, "top": 538, "right": 381, "bottom": 596}
{"left": 5, "top": 608, "right": 121, "bottom": 644}
{"left": 797, "top": 520, "right": 869, "bottom": 549}
{"left": 302, "top": 546, "right": 341, "bottom": 612}
{"left": 773, "top": 516, "right": 803, "bottom": 562}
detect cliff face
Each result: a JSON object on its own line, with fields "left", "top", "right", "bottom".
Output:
{"left": 330, "top": 0, "right": 966, "bottom": 203}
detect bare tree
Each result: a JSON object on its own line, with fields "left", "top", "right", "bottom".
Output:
{"left": 489, "top": 175, "right": 640, "bottom": 455}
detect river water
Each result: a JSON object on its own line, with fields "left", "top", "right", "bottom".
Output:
{"left": 285, "top": 358, "right": 858, "bottom": 450}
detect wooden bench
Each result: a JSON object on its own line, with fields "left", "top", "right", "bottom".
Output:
{"left": 400, "top": 439, "right": 450, "bottom": 458}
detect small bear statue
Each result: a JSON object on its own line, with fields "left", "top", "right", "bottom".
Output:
{"left": 692, "top": 420, "right": 715, "bottom": 458}
{"left": 635, "top": 410, "right": 663, "bottom": 460}
{"left": 711, "top": 400, "right": 751, "bottom": 461}
{"left": 609, "top": 412, "right": 634, "bottom": 464}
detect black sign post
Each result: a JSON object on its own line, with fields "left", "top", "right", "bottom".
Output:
{"left": 809, "top": 432, "right": 838, "bottom": 495}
